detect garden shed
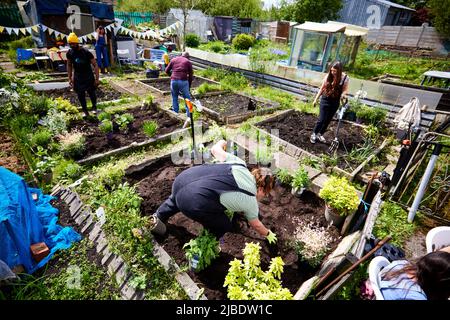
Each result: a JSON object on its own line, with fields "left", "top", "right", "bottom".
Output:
{"left": 258, "top": 21, "right": 290, "bottom": 43}
{"left": 214, "top": 16, "right": 255, "bottom": 42}
{"left": 166, "top": 8, "right": 213, "bottom": 42}
{"left": 288, "top": 21, "right": 368, "bottom": 72}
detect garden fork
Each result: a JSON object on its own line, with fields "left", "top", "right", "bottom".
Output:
{"left": 328, "top": 99, "right": 349, "bottom": 154}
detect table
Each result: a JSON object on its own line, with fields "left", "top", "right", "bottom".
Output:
{"left": 47, "top": 48, "right": 96, "bottom": 62}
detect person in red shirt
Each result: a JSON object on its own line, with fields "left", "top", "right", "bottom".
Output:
{"left": 165, "top": 52, "right": 193, "bottom": 118}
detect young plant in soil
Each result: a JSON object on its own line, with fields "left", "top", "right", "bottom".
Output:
{"left": 97, "top": 111, "right": 112, "bottom": 122}
{"left": 319, "top": 176, "right": 360, "bottom": 217}
{"left": 115, "top": 113, "right": 134, "bottom": 133}
{"left": 142, "top": 120, "right": 158, "bottom": 138}
{"left": 274, "top": 168, "right": 293, "bottom": 186}
{"left": 99, "top": 119, "right": 113, "bottom": 136}
{"left": 293, "top": 219, "right": 336, "bottom": 268}
{"left": 291, "top": 166, "right": 310, "bottom": 194}
{"left": 41, "top": 108, "right": 67, "bottom": 136}
{"left": 183, "top": 229, "right": 220, "bottom": 272}
{"left": 224, "top": 242, "right": 293, "bottom": 300}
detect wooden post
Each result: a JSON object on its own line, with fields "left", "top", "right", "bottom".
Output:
{"left": 416, "top": 25, "right": 426, "bottom": 50}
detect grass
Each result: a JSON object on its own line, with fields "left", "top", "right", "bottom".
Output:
{"left": 347, "top": 41, "right": 450, "bottom": 86}
{"left": 1, "top": 239, "right": 120, "bottom": 300}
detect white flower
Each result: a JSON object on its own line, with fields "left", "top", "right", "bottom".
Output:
{"left": 355, "top": 90, "right": 367, "bottom": 100}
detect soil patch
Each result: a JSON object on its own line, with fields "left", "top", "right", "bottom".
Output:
{"left": 199, "top": 93, "right": 274, "bottom": 117}
{"left": 39, "top": 85, "right": 123, "bottom": 107}
{"left": 258, "top": 111, "right": 379, "bottom": 171}
{"left": 144, "top": 76, "right": 216, "bottom": 92}
{"left": 0, "top": 132, "right": 28, "bottom": 175}
{"left": 69, "top": 104, "right": 182, "bottom": 159}
{"left": 130, "top": 155, "right": 341, "bottom": 300}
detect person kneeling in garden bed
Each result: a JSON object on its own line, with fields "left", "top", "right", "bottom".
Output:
{"left": 154, "top": 140, "right": 277, "bottom": 244}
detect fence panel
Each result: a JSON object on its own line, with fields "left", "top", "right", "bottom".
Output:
{"left": 115, "top": 11, "right": 153, "bottom": 27}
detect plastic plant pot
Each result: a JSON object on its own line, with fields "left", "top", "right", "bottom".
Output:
{"left": 324, "top": 204, "right": 345, "bottom": 228}
{"left": 150, "top": 215, "right": 166, "bottom": 236}
{"left": 189, "top": 254, "right": 200, "bottom": 272}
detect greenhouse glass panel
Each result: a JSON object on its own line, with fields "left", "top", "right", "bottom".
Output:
{"left": 298, "top": 32, "right": 329, "bottom": 66}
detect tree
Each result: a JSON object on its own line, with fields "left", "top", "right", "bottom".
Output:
{"left": 115, "top": 0, "right": 173, "bottom": 13}
{"left": 291, "top": 0, "right": 343, "bottom": 24}
{"left": 197, "top": 0, "right": 264, "bottom": 18}
{"left": 428, "top": 0, "right": 450, "bottom": 37}
{"left": 172, "top": 0, "right": 201, "bottom": 51}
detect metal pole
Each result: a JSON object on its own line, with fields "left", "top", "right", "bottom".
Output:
{"left": 408, "top": 144, "right": 443, "bottom": 223}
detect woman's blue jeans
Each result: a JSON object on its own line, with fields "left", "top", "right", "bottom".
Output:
{"left": 170, "top": 79, "right": 191, "bottom": 116}
{"left": 95, "top": 45, "right": 109, "bottom": 69}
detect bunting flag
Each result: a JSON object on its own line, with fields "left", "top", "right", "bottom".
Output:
{"left": 5, "top": 27, "right": 12, "bottom": 35}
{"left": 26, "top": 27, "right": 32, "bottom": 34}
{"left": 0, "top": 26, "right": 4, "bottom": 33}
{"left": 19, "top": 28, "right": 27, "bottom": 35}
{"left": 12, "top": 28, "right": 19, "bottom": 35}
{"left": 41, "top": 25, "right": 48, "bottom": 32}
{"left": 31, "top": 25, "right": 39, "bottom": 33}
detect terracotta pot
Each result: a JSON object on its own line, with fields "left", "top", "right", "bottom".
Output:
{"left": 324, "top": 204, "right": 345, "bottom": 227}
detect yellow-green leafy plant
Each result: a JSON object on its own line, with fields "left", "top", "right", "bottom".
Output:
{"left": 52, "top": 97, "right": 79, "bottom": 115}
{"left": 224, "top": 242, "right": 293, "bottom": 300}
{"left": 319, "top": 176, "right": 360, "bottom": 216}
{"left": 275, "top": 168, "right": 292, "bottom": 186}
{"left": 291, "top": 166, "right": 310, "bottom": 192}
{"left": 142, "top": 120, "right": 158, "bottom": 138}
{"left": 58, "top": 131, "right": 86, "bottom": 159}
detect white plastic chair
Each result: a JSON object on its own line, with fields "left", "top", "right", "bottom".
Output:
{"left": 368, "top": 256, "right": 390, "bottom": 300}
{"left": 426, "top": 226, "right": 450, "bottom": 253}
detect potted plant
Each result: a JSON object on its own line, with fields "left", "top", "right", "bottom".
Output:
{"left": 319, "top": 176, "right": 360, "bottom": 227}
{"left": 99, "top": 119, "right": 113, "bottom": 140}
{"left": 274, "top": 168, "right": 293, "bottom": 187}
{"left": 183, "top": 229, "right": 220, "bottom": 272}
{"left": 145, "top": 62, "right": 160, "bottom": 78}
{"left": 291, "top": 166, "right": 310, "bottom": 196}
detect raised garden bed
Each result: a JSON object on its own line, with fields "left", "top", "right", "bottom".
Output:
{"left": 37, "top": 85, "right": 124, "bottom": 108}
{"left": 138, "top": 76, "right": 221, "bottom": 96}
{"left": 193, "top": 92, "right": 280, "bottom": 124}
{"left": 125, "top": 149, "right": 342, "bottom": 300}
{"left": 254, "top": 110, "right": 389, "bottom": 181}
{"left": 70, "top": 103, "right": 185, "bottom": 165}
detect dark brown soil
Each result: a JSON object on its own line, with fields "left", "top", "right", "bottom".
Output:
{"left": 40, "top": 85, "right": 123, "bottom": 107}
{"left": 0, "top": 132, "right": 28, "bottom": 175}
{"left": 144, "top": 76, "right": 216, "bottom": 92}
{"left": 258, "top": 111, "right": 374, "bottom": 171}
{"left": 130, "top": 156, "right": 341, "bottom": 300}
{"left": 69, "top": 104, "right": 182, "bottom": 159}
{"left": 199, "top": 93, "right": 274, "bottom": 116}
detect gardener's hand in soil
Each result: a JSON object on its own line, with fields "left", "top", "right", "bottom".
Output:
{"left": 210, "top": 140, "right": 228, "bottom": 162}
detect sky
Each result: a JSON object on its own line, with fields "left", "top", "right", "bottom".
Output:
{"left": 263, "top": 0, "right": 282, "bottom": 9}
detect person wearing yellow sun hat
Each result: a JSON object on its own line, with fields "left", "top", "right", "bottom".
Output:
{"left": 66, "top": 32, "right": 100, "bottom": 118}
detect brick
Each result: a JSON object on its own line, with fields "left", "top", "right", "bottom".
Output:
{"left": 114, "top": 264, "right": 129, "bottom": 285}
{"left": 95, "top": 236, "right": 108, "bottom": 255}
{"left": 120, "top": 283, "right": 136, "bottom": 300}
{"left": 74, "top": 210, "right": 90, "bottom": 226}
{"left": 30, "top": 242, "right": 50, "bottom": 262}
{"left": 88, "top": 223, "right": 102, "bottom": 243}
{"left": 101, "top": 249, "right": 114, "bottom": 266}
{"left": 80, "top": 216, "right": 95, "bottom": 234}
{"left": 107, "top": 256, "right": 125, "bottom": 276}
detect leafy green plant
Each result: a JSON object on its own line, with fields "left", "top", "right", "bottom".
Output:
{"left": 195, "top": 83, "right": 222, "bottom": 95}
{"left": 255, "top": 148, "right": 273, "bottom": 166}
{"left": 93, "top": 162, "right": 125, "bottom": 188}
{"left": 41, "top": 109, "right": 67, "bottom": 135}
{"left": 356, "top": 105, "right": 387, "bottom": 125}
{"left": 0, "top": 88, "right": 20, "bottom": 120}
{"left": 319, "top": 176, "right": 360, "bottom": 216}
{"left": 142, "top": 120, "right": 158, "bottom": 138}
{"left": 294, "top": 220, "right": 336, "bottom": 268}
{"left": 275, "top": 168, "right": 293, "bottom": 185}
{"left": 97, "top": 112, "right": 112, "bottom": 122}
{"left": 299, "top": 157, "right": 321, "bottom": 170}
{"left": 185, "top": 33, "right": 200, "bottom": 48}
{"left": 99, "top": 119, "right": 113, "bottom": 134}
{"left": 232, "top": 34, "right": 255, "bottom": 50}
{"left": 291, "top": 166, "right": 310, "bottom": 191}
{"left": 51, "top": 97, "right": 79, "bottom": 115}
{"left": 58, "top": 131, "right": 86, "bottom": 159}
{"left": 224, "top": 242, "right": 293, "bottom": 300}
{"left": 321, "top": 154, "right": 338, "bottom": 168}
{"left": 129, "top": 274, "right": 148, "bottom": 290}
{"left": 115, "top": 113, "right": 134, "bottom": 132}
{"left": 30, "top": 129, "right": 53, "bottom": 148}
{"left": 52, "top": 159, "right": 82, "bottom": 182}
{"left": 183, "top": 229, "right": 220, "bottom": 272}
{"left": 373, "top": 201, "right": 416, "bottom": 247}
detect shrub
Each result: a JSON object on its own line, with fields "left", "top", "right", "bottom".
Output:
{"left": 319, "top": 176, "right": 360, "bottom": 216}
{"left": 94, "top": 162, "right": 126, "bottom": 188}
{"left": 99, "top": 120, "right": 113, "bottom": 134}
{"left": 294, "top": 220, "right": 336, "bottom": 268}
{"left": 232, "top": 34, "right": 255, "bottom": 50}
{"left": 0, "top": 88, "right": 20, "bottom": 120}
{"left": 275, "top": 168, "right": 292, "bottom": 185}
{"left": 142, "top": 120, "right": 158, "bottom": 138}
{"left": 58, "top": 131, "right": 86, "bottom": 159}
{"left": 30, "top": 129, "right": 53, "bottom": 148}
{"left": 291, "top": 166, "right": 310, "bottom": 191}
{"left": 185, "top": 33, "right": 200, "bottom": 48}
{"left": 224, "top": 242, "right": 293, "bottom": 300}
{"left": 183, "top": 229, "right": 220, "bottom": 272}
{"left": 41, "top": 109, "right": 67, "bottom": 135}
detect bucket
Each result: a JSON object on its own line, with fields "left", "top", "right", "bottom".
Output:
{"left": 324, "top": 205, "right": 345, "bottom": 228}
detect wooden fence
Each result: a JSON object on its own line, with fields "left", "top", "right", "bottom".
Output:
{"left": 366, "top": 26, "right": 448, "bottom": 53}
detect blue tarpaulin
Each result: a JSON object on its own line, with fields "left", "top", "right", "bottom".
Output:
{"left": 0, "top": 167, "right": 81, "bottom": 274}
{"left": 90, "top": 2, "right": 114, "bottom": 20}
